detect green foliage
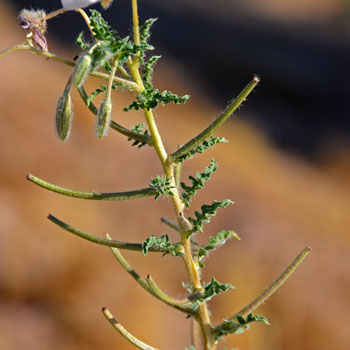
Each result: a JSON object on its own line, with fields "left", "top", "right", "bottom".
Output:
{"left": 128, "top": 123, "right": 149, "bottom": 148}
{"left": 197, "top": 230, "right": 240, "bottom": 268}
{"left": 181, "top": 159, "right": 218, "bottom": 208}
{"left": 142, "top": 235, "right": 183, "bottom": 256}
{"left": 149, "top": 175, "right": 175, "bottom": 200}
{"left": 214, "top": 313, "right": 269, "bottom": 341}
{"left": 142, "top": 55, "right": 161, "bottom": 90}
{"left": 188, "top": 199, "right": 234, "bottom": 235}
{"left": 176, "top": 136, "right": 228, "bottom": 163}
{"left": 124, "top": 88, "right": 190, "bottom": 111}
{"left": 189, "top": 277, "right": 234, "bottom": 310}
{"left": 76, "top": 31, "right": 90, "bottom": 50}
{"left": 139, "top": 18, "right": 158, "bottom": 63}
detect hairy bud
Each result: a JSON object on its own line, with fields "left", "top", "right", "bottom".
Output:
{"left": 56, "top": 91, "right": 73, "bottom": 141}
{"left": 96, "top": 99, "right": 112, "bottom": 138}
{"left": 74, "top": 54, "right": 92, "bottom": 88}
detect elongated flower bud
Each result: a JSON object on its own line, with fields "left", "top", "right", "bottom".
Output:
{"left": 96, "top": 99, "right": 112, "bottom": 138}
{"left": 74, "top": 54, "right": 92, "bottom": 88}
{"left": 56, "top": 91, "right": 73, "bottom": 141}
{"left": 61, "top": 0, "right": 100, "bottom": 10}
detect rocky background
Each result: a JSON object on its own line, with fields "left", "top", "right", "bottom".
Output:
{"left": 0, "top": 0, "right": 349, "bottom": 349}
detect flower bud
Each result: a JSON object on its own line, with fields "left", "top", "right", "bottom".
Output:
{"left": 74, "top": 54, "right": 92, "bottom": 88}
{"left": 56, "top": 91, "right": 73, "bottom": 141}
{"left": 96, "top": 99, "right": 112, "bottom": 138}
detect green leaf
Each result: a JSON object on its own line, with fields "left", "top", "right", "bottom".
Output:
{"left": 142, "top": 55, "right": 161, "bottom": 90}
{"left": 197, "top": 230, "right": 240, "bottom": 268}
{"left": 177, "top": 136, "right": 228, "bottom": 163}
{"left": 124, "top": 88, "right": 190, "bottom": 112}
{"left": 214, "top": 313, "right": 269, "bottom": 341}
{"left": 142, "top": 235, "right": 183, "bottom": 257}
{"left": 188, "top": 199, "right": 234, "bottom": 235}
{"left": 189, "top": 277, "right": 234, "bottom": 310}
{"left": 149, "top": 175, "right": 176, "bottom": 200}
{"left": 181, "top": 159, "right": 218, "bottom": 208}
{"left": 128, "top": 123, "right": 150, "bottom": 148}
{"left": 76, "top": 32, "right": 90, "bottom": 50}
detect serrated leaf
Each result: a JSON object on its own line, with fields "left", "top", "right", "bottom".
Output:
{"left": 124, "top": 88, "right": 190, "bottom": 112}
{"left": 214, "top": 313, "right": 269, "bottom": 341}
{"left": 189, "top": 277, "right": 234, "bottom": 310}
{"left": 181, "top": 158, "right": 218, "bottom": 208}
{"left": 177, "top": 136, "right": 228, "bottom": 163}
{"left": 188, "top": 199, "right": 234, "bottom": 235}
{"left": 128, "top": 123, "right": 149, "bottom": 149}
{"left": 198, "top": 230, "right": 240, "bottom": 268}
{"left": 76, "top": 31, "right": 90, "bottom": 50}
{"left": 149, "top": 175, "right": 175, "bottom": 200}
{"left": 142, "top": 235, "right": 183, "bottom": 256}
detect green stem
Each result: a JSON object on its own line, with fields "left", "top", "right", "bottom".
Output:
{"left": 229, "top": 247, "right": 311, "bottom": 321}
{"left": 169, "top": 76, "right": 260, "bottom": 162}
{"left": 146, "top": 274, "right": 193, "bottom": 308}
{"left": 106, "top": 234, "right": 195, "bottom": 316}
{"left": 131, "top": 0, "right": 141, "bottom": 46}
{"left": 102, "top": 307, "right": 158, "bottom": 350}
{"left": 48, "top": 214, "right": 165, "bottom": 252}
{"left": 128, "top": 1, "right": 215, "bottom": 347}
{"left": 160, "top": 217, "right": 180, "bottom": 232}
{"left": 27, "top": 173, "right": 155, "bottom": 200}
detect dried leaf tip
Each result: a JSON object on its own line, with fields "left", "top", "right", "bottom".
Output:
{"left": 101, "top": 0, "right": 114, "bottom": 9}
{"left": 253, "top": 75, "right": 261, "bottom": 83}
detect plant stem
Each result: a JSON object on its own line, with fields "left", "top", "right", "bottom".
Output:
{"left": 169, "top": 76, "right": 260, "bottom": 162}
{"left": 48, "top": 214, "right": 166, "bottom": 252}
{"left": 77, "top": 85, "right": 152, "bottom": 143}
{"left": 28, "top": 173, "right": 156, "bottom": 200}
{"left": 102, "top": 307, "right": 158, "bottom": 350}
{"left": 128, "top": 1, "right": 216, "bottom": 347}
{"left": 0, "top": 44, "right": 138, "bottom": 89}
{"left": 229, "top": 247, "right": 311, "bottom": 321}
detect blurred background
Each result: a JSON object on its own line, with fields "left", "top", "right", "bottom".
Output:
{"left": 0, "top": 0, "right": 349, "bottom": 349}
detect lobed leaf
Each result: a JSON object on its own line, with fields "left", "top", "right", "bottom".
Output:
{"left": 214, "top": 313, "right": 269, "bottom": 341}
{"left": 189, "top": 277, "right": 235, "bottom": 310}
{"left": 181, "top": 159, "right": 218, "bottom": 208}
{"left": 149, "top": 175, "right": 175, "bottom": 200}
{"left": 176, "top": 136, "right": 228, "bottom": 163}
{"left": 197, "top": 230, "right": 240, "bottom": 268}
{"left": 188, "top": 199, "right": 234, "bottom": 235}
{"left": 142, "top": 235, "right": 183, "bottom": 257}
{"left": 124, "top": 88, "right": 190, "bottom": 112}
{"left": 128, "top": 123, "right": 150, "bottom": 148}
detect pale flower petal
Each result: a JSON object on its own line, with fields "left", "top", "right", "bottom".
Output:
{"left": 61, "top": 0, "right": 100, "bottom": 10}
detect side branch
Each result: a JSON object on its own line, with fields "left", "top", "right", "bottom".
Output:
{"left": 102, "top": 307, "right": 158, "bottom": 350}
{"left": 0, "top": 44, "right": 137, "bottom": 89}
{"left": 48, "top": 214, "right": 165, "bottom": 252}
{"left": 228, "top": 247, "right": 311, "bottom": 322}
{"left": 106, "top": 235, "right": 196, "bottom": 316}
{"left": 169, "top": 76, "right": 259, "bottom": 162}
{"left": 27, "top": 173, "right": 156, "bottom": 200}
{"left": 77, "top": 86, "right": 152, "bottom": 145}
